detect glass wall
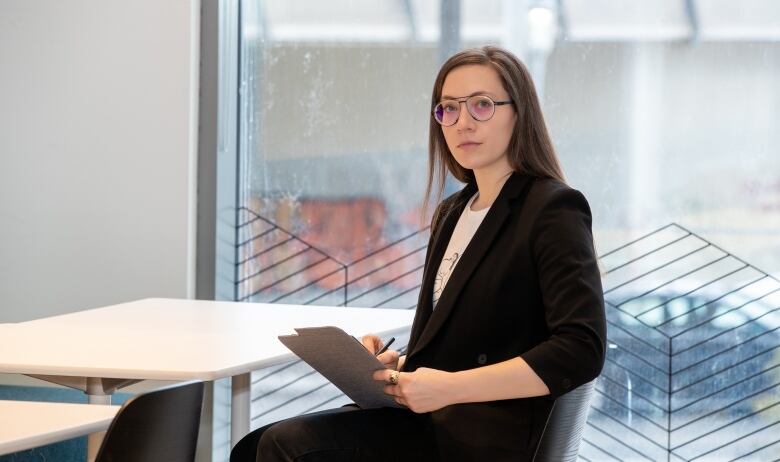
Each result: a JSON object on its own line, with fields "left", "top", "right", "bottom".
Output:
{"left": 224, "top": 1, "right": 780, "bottom": 460}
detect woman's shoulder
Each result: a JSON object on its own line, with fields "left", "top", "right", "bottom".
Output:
{"left": 527, "top": 176, "right": 589, "bottom": 206}
{"left": 522, "top": 176, "right": 592, "bottom": 222}
{"left": 529, "top": 176, "right": 571, "bottom": 196}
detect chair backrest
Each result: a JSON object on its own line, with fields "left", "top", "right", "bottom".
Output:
{"left": 96, "top": 381, "right": 204, "bottom": 462}
{"left": 533, "top": 380, "right": 595, "bottom": 462}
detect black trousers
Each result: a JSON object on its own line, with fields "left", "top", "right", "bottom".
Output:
{"left": 230, "top": 405, "right": 438, "bottom": 462}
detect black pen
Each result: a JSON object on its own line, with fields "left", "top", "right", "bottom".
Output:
{"left": 375, "top": 337, "right": 395, "bottom": 356}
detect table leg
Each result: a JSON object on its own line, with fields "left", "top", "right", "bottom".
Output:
{"left": 26, "top": 375, "right": 137, "bottom": 462}
{"left": 231, "top": 373, "right": 251, "bottom": 448}
{"left": 86, "top": 378, "right": 112, "bottom": 462}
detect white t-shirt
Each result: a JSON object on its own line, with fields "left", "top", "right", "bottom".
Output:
{"left": 432, "top": 193, "right": 490, "bottom": 308}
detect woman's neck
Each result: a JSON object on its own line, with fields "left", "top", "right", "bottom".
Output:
{"left": 471, "top": 163, "right": 513, "bottom": 211}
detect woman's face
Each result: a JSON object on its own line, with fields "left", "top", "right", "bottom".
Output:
{"left": 439, "top": 64, "right": 516, "bottom": 175}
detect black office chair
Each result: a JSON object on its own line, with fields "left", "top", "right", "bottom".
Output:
{"left": 533, "top": 380, "right": 595, "bottom": 462}
{"left": 95, "top": 380, "right": 204, "bottom": 462}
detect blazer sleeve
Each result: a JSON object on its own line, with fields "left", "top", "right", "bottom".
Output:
{"left": 520, "top": 187, "right": 607, "bottom": 399}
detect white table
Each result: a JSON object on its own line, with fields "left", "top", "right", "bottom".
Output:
{"left": 0, "top": 400, "right": 119, "bottom": 456}
{"left": 0, "top": 298, "right": 414, "bottom": 460}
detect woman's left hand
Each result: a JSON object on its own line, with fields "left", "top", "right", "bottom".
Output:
{"left": 372, "top": 367, "right": 457, "bottom": 413}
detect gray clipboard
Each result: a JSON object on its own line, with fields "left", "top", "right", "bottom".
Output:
{"left": 278, "top": 326, "right": 401, "bottom": 409}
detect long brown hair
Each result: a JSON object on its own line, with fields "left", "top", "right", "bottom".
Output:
{"left": 424, "top": 45, "right": 565, "bottom": 219}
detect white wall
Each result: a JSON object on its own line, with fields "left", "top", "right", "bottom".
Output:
{"left": 0, "top": 0, "right": 199, "bottom": 322}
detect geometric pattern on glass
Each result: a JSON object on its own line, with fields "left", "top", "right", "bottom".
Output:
{"left": 235, "top": 206, "right": 429, "bottom": 310}
{"left": 583, "top": 223, "right": 780, "bottom": 462}
{"left": 236, "top": 206, "right": 424, "bottom": 427}
{"left": 236, "top": 212, "right": 780, "bottom": 458}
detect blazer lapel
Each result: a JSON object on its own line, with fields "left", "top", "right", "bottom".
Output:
{"left": 407, "top": 173, "right": 535, "bottom": 361}
{"left": 406, "top": 184, "right": 475, "bottom": 356}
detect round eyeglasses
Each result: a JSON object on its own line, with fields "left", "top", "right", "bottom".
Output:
{"left": 433, "top": 95, "right": 513, "bottom": 127}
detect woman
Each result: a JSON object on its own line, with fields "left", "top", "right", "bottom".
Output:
{"left": 232, "top": 45, "right": 606, "bottom": 462}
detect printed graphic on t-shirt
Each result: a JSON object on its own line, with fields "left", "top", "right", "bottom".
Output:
{"left": 433, "top": 252, "right": 460, "bottom": 306}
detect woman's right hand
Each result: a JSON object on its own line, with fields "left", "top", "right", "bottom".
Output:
{"left": 361, "top": 334, "right": 400, "bottom": 370}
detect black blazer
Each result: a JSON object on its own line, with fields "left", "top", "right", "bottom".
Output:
{"left": 401, "top": 172, "right": 606, "bottom": 461}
